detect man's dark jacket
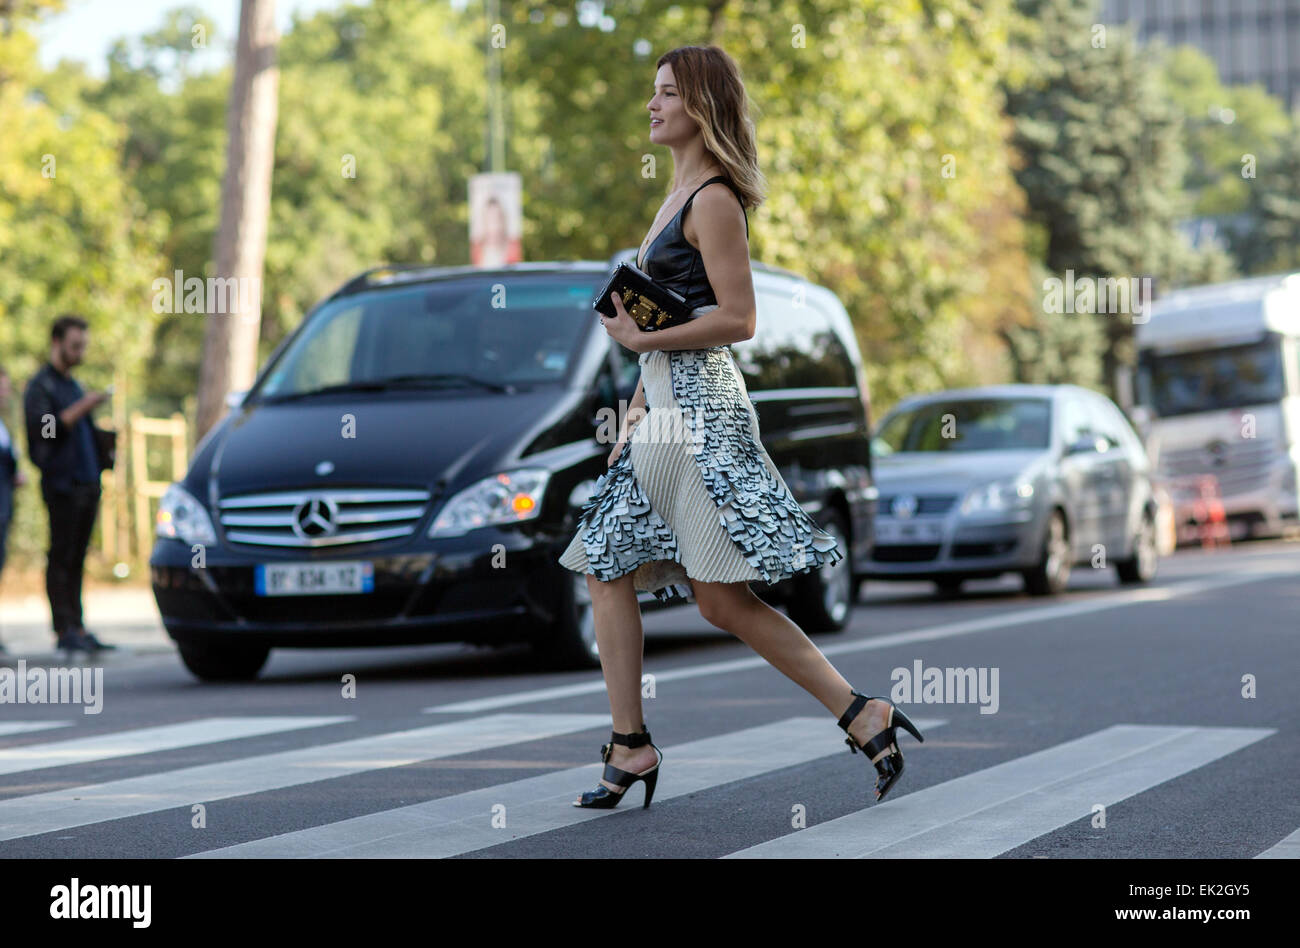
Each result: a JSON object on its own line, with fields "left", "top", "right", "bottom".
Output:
{"left": 23, "top": 362, "right": 101, "bottom": 493}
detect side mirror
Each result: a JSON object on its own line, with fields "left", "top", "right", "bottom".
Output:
{"left": 1064, "top": 434, "right": 1102, "bottom": 456}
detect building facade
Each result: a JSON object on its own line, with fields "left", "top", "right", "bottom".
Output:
{"left": 1100, "top": 0, "right": 1300, "bottom": 108}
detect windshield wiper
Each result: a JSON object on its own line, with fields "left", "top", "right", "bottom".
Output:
{"left": 256, "top": 380, "right": 393, "bottom": 403}
{"left": 382, "top": 373, "right": 514, "bottom": 393}
{"left": 255, "top": 373, "right": 512, "bottom": 403}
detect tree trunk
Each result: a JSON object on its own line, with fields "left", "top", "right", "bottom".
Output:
{"left": 195, "top": 0, "right": 279, "bottom": 440}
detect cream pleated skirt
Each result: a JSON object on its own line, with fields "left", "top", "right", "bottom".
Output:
{"left": 558, "top": 306, "right": 843, "bottom": 604}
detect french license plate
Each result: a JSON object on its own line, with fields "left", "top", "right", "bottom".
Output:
{"left": 255, "top": 561, "right": 374, "bottom": 596}
{"left": 876, "top": 521, "right": 940, "bottom": 542}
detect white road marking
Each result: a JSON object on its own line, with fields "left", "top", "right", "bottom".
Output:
{"left": 0, "top": 713, "right": 607, "bottom": 842}
{"left": 188, "top": 715, "right": 946, "bottom": 858}
{"left": 0, "top": 722, "right": 72, "bottom": 738}
{"left": 425, "top": 568, "right": 1292, "bottom": 715}
{"left": 0, "top": 716, "right": 351, "bottom": 776}
{"left": 1255, "top": 826, "right": 1300, "bottom": 858}
{"left": 724, "top": 724, "right": 1275, "bottom": 858}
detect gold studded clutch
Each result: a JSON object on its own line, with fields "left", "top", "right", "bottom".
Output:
{"left": 593, "top": 262, "right": 693, "bottom": 332}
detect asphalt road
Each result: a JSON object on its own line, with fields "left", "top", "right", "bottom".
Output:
{"left": 0, "top": 538, "right": 1296, "bottom": 860}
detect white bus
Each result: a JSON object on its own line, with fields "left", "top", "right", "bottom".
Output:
{"left": 1127, "top": 272, "right": 1300, "bottom": 540}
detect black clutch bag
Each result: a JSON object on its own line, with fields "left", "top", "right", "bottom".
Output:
{"left": 593, "top": 262, "right": 694, "bottom": 332}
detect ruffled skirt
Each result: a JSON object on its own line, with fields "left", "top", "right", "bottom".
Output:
{"left": 557, "top": 311, "right": 843, "bottom": 604}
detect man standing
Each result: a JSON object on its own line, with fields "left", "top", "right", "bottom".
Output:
{"left": 23, "top": 315, "right": 117, "bottom": 656}
{"left": 0, "top": 364, "right": 28, "bottom": 656}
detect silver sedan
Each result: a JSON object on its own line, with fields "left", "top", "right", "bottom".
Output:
{"left": 864, "top": 384, "right": 1160, "bottom": 596}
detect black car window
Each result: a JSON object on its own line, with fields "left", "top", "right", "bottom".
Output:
{"left": 274, "top": 303, "right": 365, "bottom": 394}
{"left": 1136, "top": 336, "right": 1286, "bottom": 417}
{"left": 734, "top": 287, "right": 849, "bottom": 389}
{"left": 254, "top": 275, "right": 600, "bottom": 399}
{"left": 874, "top": 397, "right": 1052, "bottom": 454}
{"left": 808, "top": 299, "right": 856, "bottom": 387}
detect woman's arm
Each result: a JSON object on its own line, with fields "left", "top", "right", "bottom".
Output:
{"left": 637, "top": 184, "right": 756, "bottom": 351}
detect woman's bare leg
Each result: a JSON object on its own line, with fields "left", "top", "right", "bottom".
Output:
{"left": 579, "top": 571, "right": 660, "bottom": 799}
{"left": 688, "top": 578, "right": 893, "bottom": 758}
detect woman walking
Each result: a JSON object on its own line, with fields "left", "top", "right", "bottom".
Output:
{"left": 558, "top": 45, "right": 922, "bottom": 810}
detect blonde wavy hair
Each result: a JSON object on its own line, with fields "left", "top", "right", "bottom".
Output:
{"left": 656, "top": 45, "right": 766, "bottom": 211}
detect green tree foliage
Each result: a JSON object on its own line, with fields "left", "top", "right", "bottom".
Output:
{"left": 7, "top": 0, "right": 1266, "bottom": 560}
{"left": 64, "top": 0, "right": 1034, "bottom": 421}
{"left": 1155, "top": 44, "right": 1290, "bottom": 274}
{"left": 1003, "top": 0, "right": 1233, "bottom": 399}
{"left": 1158, "top": 45, "right": 1290, "bottom": 219}
{"left": 87, "top": 1, "right": 486, "bottom": 414}
{"left": 1239, "top": 120, "right": 1300, "bottom": 274}
{"left": 0, "top": 0, "right": 167, "bottom": 567}
{"left": 512, "top": 0, "right": 1031, "bottom": 415}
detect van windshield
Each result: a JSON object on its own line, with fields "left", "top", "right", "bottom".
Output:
{"left": 251, "top": 274, "right": 600, "bottom": 401}
{"left": 1137, "top": 336, "right": 1286, "bottom": 417}
{"left": 872, "top": 398, "right": 1051, "bottom": 455}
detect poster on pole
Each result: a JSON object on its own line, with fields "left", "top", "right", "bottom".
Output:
{"left": 469, "top": 172, "right": 522, "bottom": 267}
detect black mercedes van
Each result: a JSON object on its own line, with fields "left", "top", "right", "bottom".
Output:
{"left": 150, "top": 252, "right": 877, "bottom": 680}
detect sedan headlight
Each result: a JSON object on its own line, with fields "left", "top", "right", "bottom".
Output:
{"left": 961, "top": 477, "right": 1034, "bottom": 516}
{"left": 156, "top": 482, "right": 218, "bottom": 545}
{"left": 428, "top": 468, "right": 551, "bottom": 537}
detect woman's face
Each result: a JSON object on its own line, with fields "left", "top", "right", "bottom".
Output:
{"left": 647, "top": 63, "right": 693, "bottom": 145}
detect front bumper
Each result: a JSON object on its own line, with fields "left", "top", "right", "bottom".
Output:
{"left": 862, "top": 508, "right": 1041, "bottom": 581}
{"left": 1163, "top": 454, "right": 1300, "bottom": 537}
{"left": 149, "top": 530, "right": 570, "bottom": 648}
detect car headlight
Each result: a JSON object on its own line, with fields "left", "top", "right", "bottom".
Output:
{"left": 428, "top": 468, "right": 552, "bottom": 537}
{"left": 156, "top": 482, "right": 218, "bottom": 545}
{"left": 961, "top": 478, "right": 1034, "bottom": 516}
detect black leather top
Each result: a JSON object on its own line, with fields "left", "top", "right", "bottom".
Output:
{"left": 637, "top": 175, "right": 749, "bottom": 312}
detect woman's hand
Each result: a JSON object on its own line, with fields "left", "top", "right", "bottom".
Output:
{"left": 606, "top": 439, "right": 627, "bottom": 467}
{"left": 599, "top": 292, "right": 645, "bottom": 354}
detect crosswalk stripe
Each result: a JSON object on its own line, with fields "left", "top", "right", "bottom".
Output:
{"left": 1255, "top": 826, "right": 1300, "bottom": 858}
{"left": 187, "top": 716, "right": 947, "bottom": 858}
{"left": 0, "top": 713, "right": 607, "bottom": 843}
{"left": 424, "top": 569, "right": 1291, "bottom": 715}
{"left": 0, "top": 716, "right": 352, "bottom": 777}
{"left": 0, "top": 722, "right": 72, "bottom": 738}
{"left": 724, "top": 724, "right": 1275, "bottom": 858}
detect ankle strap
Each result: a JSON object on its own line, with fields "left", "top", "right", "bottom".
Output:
{"left": 610, "top": 725, "right": 652, "bottom": 747}
{"left": 837, "top": 689, "right": 870, "bottom": 732}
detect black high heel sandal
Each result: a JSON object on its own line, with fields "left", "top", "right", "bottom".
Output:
{"left": 838, "top": 689, "right": 925, "bottom": 802}
{"left": 572, "top": 724, "right": 663, "bottom": 810}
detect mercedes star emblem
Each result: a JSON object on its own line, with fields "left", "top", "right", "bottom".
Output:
{"left": 292, "top": 496, "right": 339, "bottom": 538}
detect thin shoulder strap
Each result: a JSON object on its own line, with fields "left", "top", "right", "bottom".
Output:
{"left": 683, "top": 175, "right": 749, "bottom": 239}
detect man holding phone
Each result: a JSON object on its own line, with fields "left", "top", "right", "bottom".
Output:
{"left": 23, "top": 314, "right": 117, "bottom": 656}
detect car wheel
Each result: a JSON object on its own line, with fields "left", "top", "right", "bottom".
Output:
{"left": 787, "top": 509, "right": 854, "bottom": 633}
{"left": 1022, "top": 509, "right": 1071, "bottom": 596}
{"left": 533, "top": 570, "right": 602, "bottom": 670}
{"left": 177, "top": 641, "right": 270, "bottom": 682}
{"left": 1116, "top": 511, "right": 1159, "bottom": 584}
{"left": 933, "top": 578, "right": 964, "bottom": 598}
